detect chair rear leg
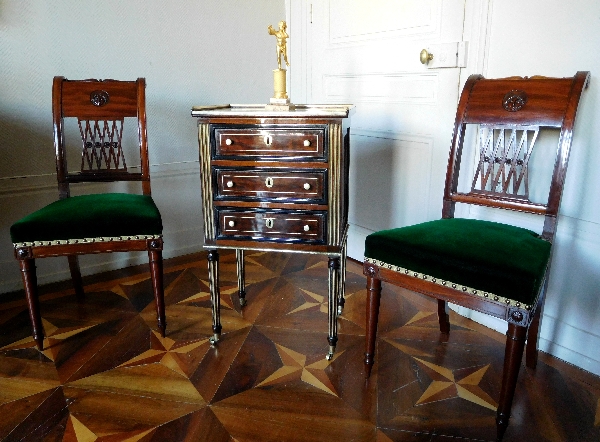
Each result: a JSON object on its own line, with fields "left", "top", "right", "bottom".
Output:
{"left": 148, "top": 248, "right": 166, "bottom": 338}
{"left": 496, "top": 322, "right": 527, "bottom": 441}
{"left": 525, "top": 308, "right": 541, "bottom": 369}
{"left": 526, "top": 278, "right": 549, "bottom": 369}
{"left": 364, "top": 273, "right": 382, "bottom": 378}
{"left": 18, "top": 256, "right": 44, "bottom": 350}
{"left": 437, "top": 299, "right": 450, "bottom": 335}
{"left": 67, "top": 255, "right": 85, "bottom": 298}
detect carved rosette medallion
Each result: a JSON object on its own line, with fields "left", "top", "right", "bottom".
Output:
{"left": 507, "top": 307, "right": 529, "bottom": 326}
{"left": 502, "top": 90, "right": 528, "bottom": 112}
{"left": 90, "top": 90, "right": 110, "bottom": 107}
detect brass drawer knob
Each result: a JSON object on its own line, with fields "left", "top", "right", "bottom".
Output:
{"left": 303, "top": 225, "right": 310, "bottom": 232}
{"left": 303, "top": 139, "right": 311, "bottom": 147}
{"left": 226, "top": 181, "right": 234, "bottom": 188}
{"left": 303, "top": 183, "right": 311, "bottom": 190}
{"left": 225, "top": 138, "right": 233, "bottom": 146}
{"left": 228, "top": 220, "right": 235, "bottom": 227}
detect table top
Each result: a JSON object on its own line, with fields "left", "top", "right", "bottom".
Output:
{"left": 191, "top": 104, "right": 354, "bottom": 118}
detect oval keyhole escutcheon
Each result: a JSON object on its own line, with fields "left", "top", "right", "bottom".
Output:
{"left": 264, "top": 135, "right": 272, "bottom": 146}
{"left": 265, "top": 177, "right": 274, "bottom": 188}
{"left": 265, "top": 218, "right": 274, "bottom": 229}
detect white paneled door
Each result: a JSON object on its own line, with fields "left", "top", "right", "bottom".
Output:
{"left": 302, "top": 0, "right": 467, "bottom": 259}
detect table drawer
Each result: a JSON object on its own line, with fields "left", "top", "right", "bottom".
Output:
{"left": 216, "top": 209, "right": 326, "bottom": 243}
{"left": 213, "top": 126, "right": 326, "bottom": 160}
{"left": 214, "top": 168, "right": 326, "bottom": 203}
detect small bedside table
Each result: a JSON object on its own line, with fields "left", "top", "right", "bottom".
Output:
{"left": 192, "top": 104, "right": 353, "bottom": 359}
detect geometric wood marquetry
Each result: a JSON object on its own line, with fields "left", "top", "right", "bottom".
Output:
{"left": 472, "top": 125, "right": 539, "bottom": 200}
{"left": 1, "top": 251, "right": 599, "bottom": 441}
{"left": 78, "top": 118, "right": 127, "bottom": 172}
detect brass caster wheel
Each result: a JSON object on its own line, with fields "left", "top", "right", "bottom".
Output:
{"left": 326, "top": 344, "right": 336, "bottom": 361}
{"left": 209, "top": 334, "right": 220, "bottom": 346}
{"left": 239, "top": 298, "right": 247, "bottom": 307}
{"left": 337, "top": 305, "right": 343, "bottom": 316}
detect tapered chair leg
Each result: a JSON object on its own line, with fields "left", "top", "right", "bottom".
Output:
{"left": 236, "top": 249, "right": 246, "bottom": 307}
{"left": 525, "top": 307, "right": 541, "bottom": 369}
{"left": 207, "top": 250, "right": 222, "bottom": 345}
{"left": 364, "top": 274, "right": 382, "bottom": 378}
{"left": 148, "top": 248, "right": 166, "bottom": 338}
{"left": 525, "top": 278, "right": 548, "bottom": 369}
{"left": 18, "top": 257, "right": 44, "bottom": 350}
{"left": 337, "top": 241, "right": 348, "bottom": 315}
{"left": 496, "top": 323, "right": 527, "bottom": 441}
{"left": 67, "top": 254, "right": 85, "bottom": 298}
{"left": 437, "top": 299, "right": 450, "bottom": 335}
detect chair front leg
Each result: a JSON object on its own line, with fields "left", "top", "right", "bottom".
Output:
{"left": 438, "top": 299, "right": 450, "bottom": 336}
{"left": 364, "top": 271, "right": 382, "bottom": 378}
{"left": 496, "top": 322, "right": 527, "bottom": 441}
{"left": 148, "top": 242, "right": 166, "bottom": 338}
{"left": 17, "top": 252, "right": 44, "bottom": 350}
{"left": 67, "top": 254, "right": 85, "bottom": 298}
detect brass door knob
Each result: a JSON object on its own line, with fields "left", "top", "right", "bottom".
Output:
{"left": 420, "top": 49, "right": 433, "bottom": 64}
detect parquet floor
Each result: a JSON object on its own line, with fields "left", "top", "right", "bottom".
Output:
{"left": 1, "top": 251, "right": 599, "bottom": 441}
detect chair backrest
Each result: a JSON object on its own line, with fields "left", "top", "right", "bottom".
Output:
{"left": 443, "top": 72, "right": 590, "bottom": 240}
{"left": 52, "top": 76, "right": 151, "bottom": 199}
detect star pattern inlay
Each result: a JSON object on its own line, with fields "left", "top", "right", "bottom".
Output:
{"left": 287, "top": 288, "right": 328, "bottom": 315}
{"left": 119, "top": 330, "right": 209, "bottom": 377}
{"left": 0, "top": 318, "right": 97, "bottom": 361}
{"left": 413, "top": 357, "right": 498, "bottom": 411}
{"left": 177, "top": 281, "right": 239, "bottom": 310}
{"left": 257, "top": 343, "right": 343, "bottom": 396}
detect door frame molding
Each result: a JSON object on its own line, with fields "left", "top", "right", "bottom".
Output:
{"left": 288, "top": 0, "right": 493, "bottom": 104}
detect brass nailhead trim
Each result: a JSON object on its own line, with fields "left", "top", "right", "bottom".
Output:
{"left": 364, "top": 257, "right": 531, "bottom": 310}
{"left": 14, "top": 234, "right": 162, "bottom": 248}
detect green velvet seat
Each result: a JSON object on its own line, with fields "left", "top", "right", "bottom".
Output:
{"left": 11, "top": 193, "right": 162, "bottom": 245}
{"left": 364, "top": 218, "right": 551, "bottom": 308}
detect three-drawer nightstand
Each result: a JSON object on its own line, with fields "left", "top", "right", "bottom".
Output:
{"left": 192, "top": 104, "right": 353, "bottom": 359}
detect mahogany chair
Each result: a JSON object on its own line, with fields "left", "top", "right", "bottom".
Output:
{"left": 10, "top": 77, "right": 166, "bottom": 350}
{"left": 362, "top": 72, "right": 590, "bottom": 441}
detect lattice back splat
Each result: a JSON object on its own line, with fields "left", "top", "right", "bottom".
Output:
{"left": 471, "top": 125, "right": 539, "bottom": 201}
{"left": 78, "top": 118, "right": 127, "bottom": 172}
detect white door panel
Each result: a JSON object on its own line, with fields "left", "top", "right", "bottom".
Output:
{"left": 307, "top": 0, "right": 466, "bottom": 259}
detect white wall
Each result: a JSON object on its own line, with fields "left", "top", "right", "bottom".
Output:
{"left": 463, "top": 0, "right": 600, "bottom": 375}
{"left": 0, "top": 0, "right": 286, "bottom": 292}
